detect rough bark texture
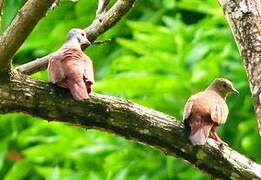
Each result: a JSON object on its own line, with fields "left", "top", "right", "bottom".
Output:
{"left": 0, "top": 0, "right": 55, "bottom": 75}
{"left": 219, "top": 0, "right": 261, "bottom": 134}
{"left": 16, "top": 0, "right": 135, "bottom": 75}
{"left": 0, "top": 70, "right": 260, "bottom": 180}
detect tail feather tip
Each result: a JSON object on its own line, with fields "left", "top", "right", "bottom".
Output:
{"left": 189, "top": 131, "right": 207, "bottom": 145}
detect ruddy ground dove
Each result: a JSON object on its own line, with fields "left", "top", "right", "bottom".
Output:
{"left": 48, "top": 28, "right": 94, "bottom": 101}
{"left": 183, "top": 78, "right": 239, "bottom": 145}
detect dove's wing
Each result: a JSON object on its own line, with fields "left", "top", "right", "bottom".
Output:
{"left": 210, "top": 96, "right": 228, "bottom": 125}
{"left": 48, "top": 53, "right": 66, "bottom": 83}
{"left": 83, "top": 54, "right": 95, "bottom": 84}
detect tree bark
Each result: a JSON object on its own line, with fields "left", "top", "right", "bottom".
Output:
{"left": 0, "top": 70, "right": 260, "bottom": 179}
{"left": 218, "top": 0, "right": 261, "bottom": 134}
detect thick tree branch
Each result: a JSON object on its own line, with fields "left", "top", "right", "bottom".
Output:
{"left": 218, "top": 0, "right": 261, "bottom": 134}
{"left": 0, "top": 71, "right": 260, "bottom": 179}
{"left": 16, "top": 0, "right": 135, "bottom": 75}
{"left": 0, "top": 0, "right": 55, "bottom": 75}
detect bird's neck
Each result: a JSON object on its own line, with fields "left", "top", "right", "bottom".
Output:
{"left": 62, "top": 38, "right": 82, "bottom": 50}
{"left": 206, "top": 87, "right": 227, "bottom": 99}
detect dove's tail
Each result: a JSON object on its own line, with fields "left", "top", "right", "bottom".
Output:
{"left": 67, "top": 77, "right": 89, "bottom": 101}
{"left": 185, "top": 115, "right": 214, "bottom": 145}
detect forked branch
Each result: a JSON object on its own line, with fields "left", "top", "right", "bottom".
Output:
{"left": 16, "top": 0, "right": 135, "bottom": 75}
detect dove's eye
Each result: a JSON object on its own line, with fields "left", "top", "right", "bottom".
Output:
{"left": 81, "top": 33, "right": 85, "bottom": 37}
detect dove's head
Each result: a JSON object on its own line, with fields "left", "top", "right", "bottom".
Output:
{"left": 208, "top": 78, "right": 239, "bottom": 97}
{"left": 67, "top": 28, "right": 91, "bottom": 46}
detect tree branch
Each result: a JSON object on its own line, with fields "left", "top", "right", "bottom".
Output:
{"left": 0, "top": 0, "right": 3, "bottom": 20}
{"left": 15, "top": 54, "right": 53, "bottom": 75}
{"left": 218, "top": 0, "right": 261, "bottom": 135}
{"left": 0, "top": 70, "right": 260, "bottom": 179}
{"left": 0, "top": 0, "right": 55, "bottom": 75}
{"left": 16, "top": 0, "right": 135, "bottom": 75}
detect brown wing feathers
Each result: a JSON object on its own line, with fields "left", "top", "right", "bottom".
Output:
{"left": 48, "top": 28, "right": 94, "bottom": 101}
{"left": 183, "top": 96, "right": 215, "bottom": 145}
{"left": 183, "top": 78, "right": 238, "bottom": 145}
{"left": 49, "top": 48, "right": 94, "bottom": 101}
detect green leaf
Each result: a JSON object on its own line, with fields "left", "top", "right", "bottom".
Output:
{"left": 4, "top": 160, "right": 33, "bottom": 180}
{"left": 47, "top": 166, "right": 61, "bottom": 180}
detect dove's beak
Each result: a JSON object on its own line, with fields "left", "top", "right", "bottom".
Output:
{"left": 80, "top": 38, "right": 91, "bottom": 49}
{"left": 83, "top": 38, "right": 91, "bottom": 46}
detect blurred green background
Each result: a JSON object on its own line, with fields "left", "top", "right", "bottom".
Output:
{"left": 0, "top": 0, "right": 260, "bottom": 179}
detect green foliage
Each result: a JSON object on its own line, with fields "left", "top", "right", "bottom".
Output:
{"left": 0, "top": 0, "right": 260, "bottom": 179}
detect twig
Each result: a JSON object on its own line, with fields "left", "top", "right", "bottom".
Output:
{"left": 93, "top": 39, "right": 112, "bottom": 45}
{"left": 96, "top": 0, "right": 110, "bottom": 17}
